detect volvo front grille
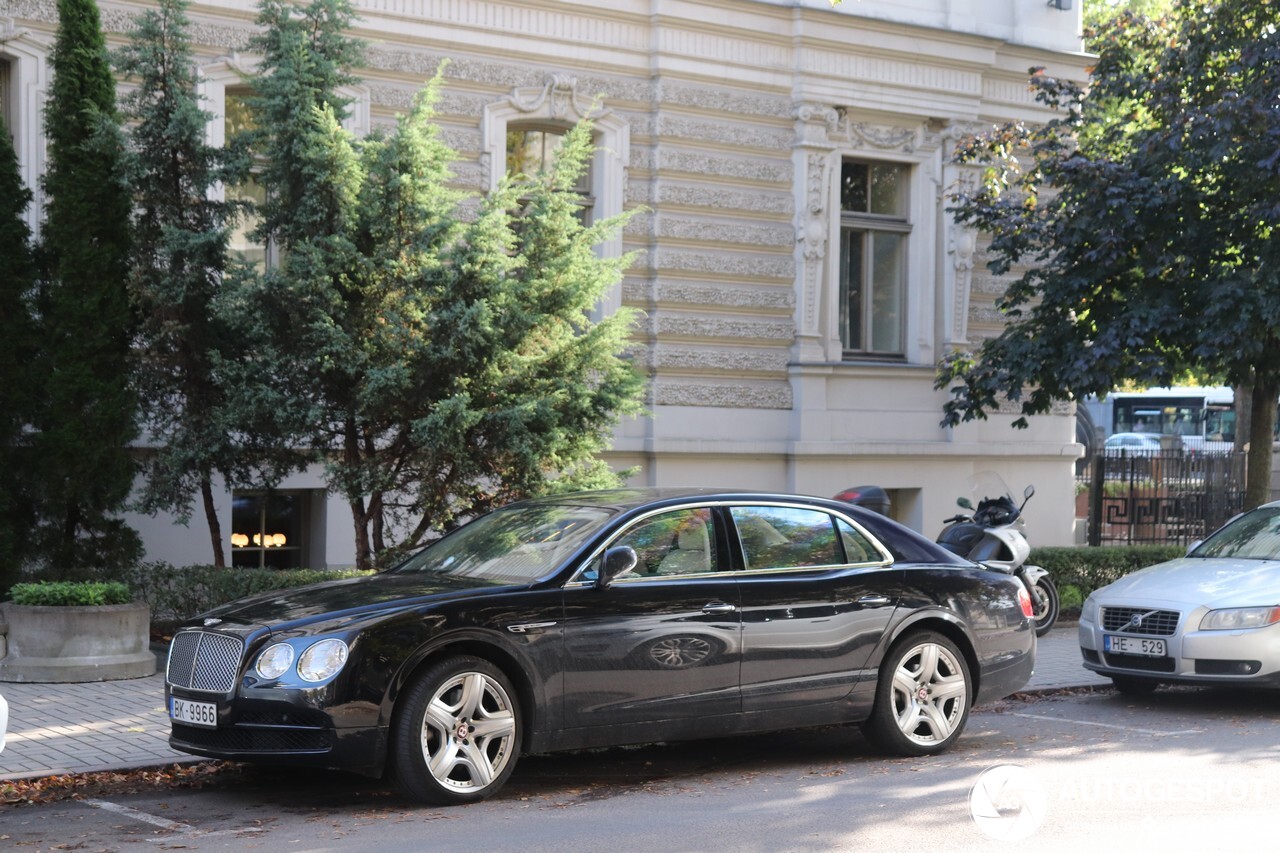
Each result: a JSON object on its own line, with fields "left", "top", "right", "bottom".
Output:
{"left": 1102, "top": 607, "right": 1181, "bottom": 637}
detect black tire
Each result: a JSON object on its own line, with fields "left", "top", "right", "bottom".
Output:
{"left": 1031, "top": 576, "right": 1059, "bottom": 637}
{"left": 863, "top": 631, "right": 972, "bottom": 757}
{"left": 1110, "top": 675, "right": 1159, "bottom": 696}
{"left": 391, "top": 656, "right": 522, "bottom": 805}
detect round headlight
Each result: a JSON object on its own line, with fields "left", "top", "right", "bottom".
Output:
{"left": 297, "top": 638, "right": 349, "bottom": 682}
{"left": 256, "top": 642, "right": 295, "bottom": 679}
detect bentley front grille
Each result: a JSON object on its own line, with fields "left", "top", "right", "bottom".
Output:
{"left": 167, "top": 631, "right": 244, "bottom": 693}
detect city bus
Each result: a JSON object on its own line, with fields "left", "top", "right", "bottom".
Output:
{"left": 1082, "top": 386, "right": 1236, "bottom": 451}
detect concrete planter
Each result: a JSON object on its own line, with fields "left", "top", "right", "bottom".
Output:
{"left": 0, "top": 601, "right": 155, "bottom": 683}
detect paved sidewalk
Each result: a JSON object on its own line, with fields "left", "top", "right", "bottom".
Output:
{"left": 0, "top": 628, "right": 1106, "bottom": 783}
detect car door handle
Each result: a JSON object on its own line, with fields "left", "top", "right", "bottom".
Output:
{"left": 702, "top": 602, "right": 737, "bottom": 615}
{"left": 857, "top": 595, "right": 891, "bottom": 606}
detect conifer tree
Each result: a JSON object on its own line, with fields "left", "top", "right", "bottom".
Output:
{"left": 33, "top": 0, "right": 141, "bottom": 573}
{"left": 242, "top": 1, "right": 643, "bottom": 568}
{"left": 116, "top": 0, "right": 292, "bottom": 566}
{"left": 0, "top": 116, "right": 39, "bottom": 592}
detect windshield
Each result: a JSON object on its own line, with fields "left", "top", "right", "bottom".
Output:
{"left": 1191, "top": 507, "right": 1280, "bottom": 560}
{"left": 390, "top": 503, "right": 613, "bottom": 584}
{"left": 967, "top": 471, "right": 1016, "bottom": 505}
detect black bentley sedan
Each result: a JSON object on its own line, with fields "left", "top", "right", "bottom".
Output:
{"left": 165, "top": 489, "right": 1036, "bottom": 804}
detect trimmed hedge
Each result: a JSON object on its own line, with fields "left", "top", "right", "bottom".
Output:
{"left": 1028, "top": 545, "right": 1186, "bottom": 599}
{"left": 119, "top": 562, "right": 374, "bottom": 628}
{"left": 9, "top": 580, "right": 134, "bottom": 607}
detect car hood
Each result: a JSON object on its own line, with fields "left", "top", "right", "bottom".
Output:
{"left": 195, "top": 572, "right": 522, "bottom": 632}
{"left": 1096, "top": 557, "right": 1280, "bottom": 608}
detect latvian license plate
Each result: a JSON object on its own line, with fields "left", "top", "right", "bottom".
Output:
{"left": 170, "top": 697, "right": 218, "bottom": 728}
{"left": 1104, "top": 635, "right": 1167, "bottom": 657}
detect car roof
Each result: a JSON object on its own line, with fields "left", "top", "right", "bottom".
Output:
{"left": 518, "top": 487, "right": 865, "bottom": 510}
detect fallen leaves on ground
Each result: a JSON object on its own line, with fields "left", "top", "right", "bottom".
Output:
{"left": 1, "top": 761, "right": 242, "bottom": 806}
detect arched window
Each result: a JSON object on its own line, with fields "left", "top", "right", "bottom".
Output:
{"left": 0, "top": 26, "right": 51, "bottom": 237}
{"left": 1, "top": 58, "right": 12, "bottom": 139}
{"left": 198, "top": 56, "right": 370, "bottom": 270}
{"left": 483, "top": 76, "right": 629, "bottom": 316}
{"left": 506, "top": 123, "right": 594, "bottom": 220}
{"left": 223, "top": 86, "right": 270, "bottom": 269}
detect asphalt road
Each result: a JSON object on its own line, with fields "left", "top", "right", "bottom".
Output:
{"left": 2, "top": 685, "right": 1277, "bottom": 852}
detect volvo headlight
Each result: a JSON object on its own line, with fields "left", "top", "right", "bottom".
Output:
{"left": 1081, "top": 595, "right": 1099, "bottom": 624}
{"left": 255, "top": 643, "right": 295, "bottom": 679}
{"left": 297, "top": 638, "right": 349, "bottom": 682}
{"left": 1200, "top": 607, "right": 1280, "bottom": 631}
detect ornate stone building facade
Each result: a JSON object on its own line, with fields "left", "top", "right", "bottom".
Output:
{"left": 2, "top": 0, "right": 1088, "bottom": 566}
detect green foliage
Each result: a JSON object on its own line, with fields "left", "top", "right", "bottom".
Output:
{"left": 0, "top": 115, "right": 38, "bottom": 591}
{"left": 10, "top": 580, "right": 133, "bottom": 607}
{"left": 1057, "top": 583, "right": 1084, "bottom": 612}
{"left": 33, "top": 0, "right": 141, "bottom": 573}
{"left": 1082, "top": 0, "right": 1174, "bottom": 50}
{"left": 244, "top": 0, "right": 366, "bottom": 250}
{"left": 938, "top": 0, "right": 1280, "bottom": 508}
{"left": 114, "top": 0, "right": 298, "bottom": 567}
{"left": 238, "top": 9, "right": 647, "bottom": 569}
{"left": 119, "top": 562, "right": 372, "bottom": 627}
{"left": 1029, "top": 545, "right": 1186, "bottom": 598}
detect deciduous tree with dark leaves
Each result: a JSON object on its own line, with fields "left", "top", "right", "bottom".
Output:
{"left": 937, "top": 0, "right": 1280, "bottom": 509}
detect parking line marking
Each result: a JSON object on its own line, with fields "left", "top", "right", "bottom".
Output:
{"left": 85, "top": 799, "right": 193, "bottom": 832}
{"left": 83, "top": 799, "right": 264, "bottom": 841}
{"left": 1011, "top": 712, "right": 1203, "bottom": 737}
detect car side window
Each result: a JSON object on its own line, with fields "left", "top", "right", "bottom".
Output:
{"left": 730, "top": 506, "right": 840, "bottom": 570}
{"left": 836, "top": 518, "right": 883, "bottom": 563}
{"left": 611, "top": 508, "right": 718, "bottom": 577}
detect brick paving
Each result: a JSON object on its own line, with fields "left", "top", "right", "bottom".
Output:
{"left": 0, "top": 629, "right": 1106, "bottom": 783}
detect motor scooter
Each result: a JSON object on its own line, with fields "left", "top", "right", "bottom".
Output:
{"left": 936, "top": 472, "right": 1058, "bottom": 637}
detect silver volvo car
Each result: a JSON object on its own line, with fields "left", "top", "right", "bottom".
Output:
{"left": 1080, "top": 502, "right": 1280, "bottom": 694}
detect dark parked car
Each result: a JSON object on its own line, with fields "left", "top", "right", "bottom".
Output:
{"left": 165, "top": 489, "right": 1036, "bottom": 804}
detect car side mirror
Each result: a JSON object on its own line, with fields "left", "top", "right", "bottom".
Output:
{"left": 957, "top": 497, "right": 974, "bottom": 511}
{"left": 596, "top": 546, "right": 638, "bottom": 589}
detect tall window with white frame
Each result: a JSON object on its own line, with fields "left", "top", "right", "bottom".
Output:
{"left": 838, "top": 159, "right": 911, "bottom": 359}
{"left": 224, "top": 87, "right": 270, "bottom": 269}
{"left": 0, "top": 58, "right": 12, "bottom": 141}
{"left": 506, "top": 124, "right": 594, "bottom": 222}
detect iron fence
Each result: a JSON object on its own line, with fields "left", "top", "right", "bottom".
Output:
{"left": 1075, "top": 449, "right": 1246, "bottom": 546}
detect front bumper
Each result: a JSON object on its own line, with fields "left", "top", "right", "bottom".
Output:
{"left": 1078, "top": 609, "right": 1280, "bottom": 688}
{"left": 165, "top": 686, "right": 387, "bottom": 777}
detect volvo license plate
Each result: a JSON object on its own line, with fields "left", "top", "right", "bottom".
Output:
{"left": 170, "top": 697, "right": 218, "bottom": 728}
{"left": 1104, "top": 635, "right": 1167, "bottom": 657}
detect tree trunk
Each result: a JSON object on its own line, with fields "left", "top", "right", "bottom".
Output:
{"left": 1234, "top": 379, "right": 1253, "bottom": 453}
{"left": 349, "top": 496, "right": 371, "bottom": 571}
{"left": 1244, "top": 376, "right": 1277, "bottom": 510}
{"left": 201, "top": 474, "right": 225, "bottom": 567}
{"left": 343, "top": 415, "right": 373, "bottom": 570}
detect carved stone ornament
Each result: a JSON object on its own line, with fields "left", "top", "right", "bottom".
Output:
{"left": 509, "top": 73, "right": 595, "bottom": 122}
{"left": 2, "top": 17, "right": 28, "bottom": 41}
{"left": 198, "top": 51, "right": 256, "bottom": 79}
{"left": 947, "top": 222, "right": 978, "bottom": 344}
{"left": 833, "top": 110, "right": 919, "bottom": 152}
